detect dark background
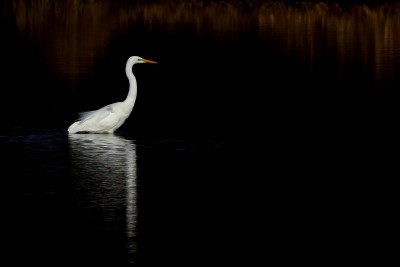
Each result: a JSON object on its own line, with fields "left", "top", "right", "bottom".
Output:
{"left": 0, "top": 1, "right": 397, "bottom": 265}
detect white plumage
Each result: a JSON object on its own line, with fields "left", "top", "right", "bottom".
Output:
{"left": 68, "top": 56, "right": 157, "bottom": 134}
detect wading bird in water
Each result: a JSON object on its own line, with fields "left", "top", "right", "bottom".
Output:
{"left": 68, "top": 56, "right": 157, "bottom": 134}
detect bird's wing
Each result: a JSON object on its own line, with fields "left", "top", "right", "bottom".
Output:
{"left": 78, "top": 110, "right": 97, "bottom": 121}
{"left": 78, "top": 104, "right": 116, "bottom": 123}
{"left": 74, "top": 103, "right": 126, "bottom": 132}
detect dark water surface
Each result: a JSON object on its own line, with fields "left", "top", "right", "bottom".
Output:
{"left": 1, "top": 1, "right": 398, "bottom": 265}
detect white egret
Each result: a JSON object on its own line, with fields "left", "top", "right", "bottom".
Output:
{"left": 68, "top": 56, "right": 157, "bottom": 134}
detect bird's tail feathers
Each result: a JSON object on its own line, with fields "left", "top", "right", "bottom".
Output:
{"left": 78, "top": 111, "right": 96, "bottom": 121}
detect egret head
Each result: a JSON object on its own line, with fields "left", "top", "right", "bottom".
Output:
{"left": 128, "top": 56, "right": 158, "bottom": 65}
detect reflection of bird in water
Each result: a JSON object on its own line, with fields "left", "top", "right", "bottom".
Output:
{"left": 68, "top": 134, "right": 138, "bottom": 262}
{"left": 68, "top": 56, "right": 157, "bottom": 134}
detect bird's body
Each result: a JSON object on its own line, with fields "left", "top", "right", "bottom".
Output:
{"left": 68, "top": 56, "right": 157, "bottom": 134}
{"left": 68, "top": 101, "right": 133, "bottom": 134}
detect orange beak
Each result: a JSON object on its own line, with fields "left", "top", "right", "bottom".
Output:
{"left": 143, "top": 59, "right": 158, "bottom": 64}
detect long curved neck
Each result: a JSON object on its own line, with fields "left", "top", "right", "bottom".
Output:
{"left": 125, "top": 61, "right": 137, "bottom": 105}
